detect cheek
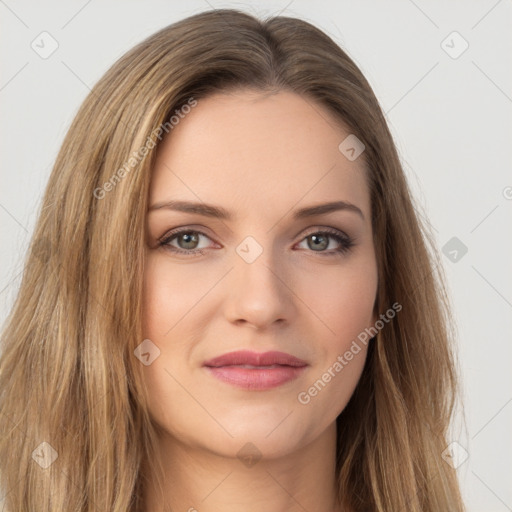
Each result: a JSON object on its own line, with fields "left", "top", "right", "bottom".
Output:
{"left": 140, "top": 258, "right": 199, "bottom": 437}
{"left": 141, "top": 253, "right": 216, "bottom": 338}
{"left": 301, "top": 256, "right": 378, "bottom": 347}
{"left": 296, "top": 271, "right": 375, "bottom": 421}
{"left": 297, "top": 342, "right": 369, "bottom": 431}
{"left": 292, "top": 257, "right": 377, "bottom": 415}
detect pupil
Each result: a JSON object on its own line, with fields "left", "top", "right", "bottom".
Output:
{"left": 310, "top": 234, "right": 327, "bottom": 251}
{"left": 181, "top": 232, "right": 198, "bottom": 249}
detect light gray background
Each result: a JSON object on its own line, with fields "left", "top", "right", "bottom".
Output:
{"left": 1, "top": 1, "right": 511, "bottom": 510}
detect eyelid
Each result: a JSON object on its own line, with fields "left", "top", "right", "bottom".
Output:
{"left": 158, "top": 227, "right": 217, "bottom": 250}
{"left": 158, "top": 224, "right": 355, "bottom": 257}
{"left": 159, "top": 225, "right": 351, "bottom": 244}
{"left": 158, "top": 222, "right": 217, "bottom": 240}
{"left": 295, "top": 227, "right": 355, "bottom": 254}
{"left": 299, "top": 226, "right": 351, "bottom": 240}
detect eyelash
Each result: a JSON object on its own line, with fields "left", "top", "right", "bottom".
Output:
{"left": 158, "top": 227, "right": 355, "bottom": 258}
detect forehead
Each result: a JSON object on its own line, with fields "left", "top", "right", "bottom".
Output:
{"left": 150, "top": 90, "right": 370, "bottom": 223}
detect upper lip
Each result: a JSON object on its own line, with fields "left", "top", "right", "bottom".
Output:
{"left": 203, "top": 350, "right": 308, "bottom": 368}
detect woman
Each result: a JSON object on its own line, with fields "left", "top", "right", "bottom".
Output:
{"left": 0, "top": 8, "right": 465, "bottom": 512}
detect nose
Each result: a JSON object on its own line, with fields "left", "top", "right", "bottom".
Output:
{"left": 223, "top": 246, "right": 296, "bottom": 330}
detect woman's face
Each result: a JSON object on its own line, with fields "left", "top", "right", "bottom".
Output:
{"left": 142, "top": 89, "right": 378, "bottom": 458}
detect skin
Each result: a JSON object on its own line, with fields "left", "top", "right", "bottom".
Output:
{"left": 142, "top": 89, "right": 378, "bottom": 512}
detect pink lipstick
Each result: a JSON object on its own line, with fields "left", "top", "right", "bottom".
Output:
{"left": 203, "top": 350, "right": 308, "bottom": 390}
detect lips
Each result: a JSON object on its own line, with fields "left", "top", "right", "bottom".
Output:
{"left": 203, "top": 350, "right": 308, "bottom": 390}
{"left": 203, "top": 350, "right": 308, "bottom": 368}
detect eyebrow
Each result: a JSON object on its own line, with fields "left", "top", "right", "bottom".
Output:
{"left": 149, "top": 199, "right": 365, "bottom": 220}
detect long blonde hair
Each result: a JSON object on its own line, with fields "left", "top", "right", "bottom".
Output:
{"left": 0, "top": 8, "right": 465, "bottom": 511}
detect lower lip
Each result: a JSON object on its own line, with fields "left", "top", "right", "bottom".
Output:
{"left": 204, "top": 365, "right": 307, "bottom": 390}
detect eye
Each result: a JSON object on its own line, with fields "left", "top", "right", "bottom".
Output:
{"left": 158, "top": 227, "right": 355, "bottom": 257}
{"left": 159, "top": 229, "right": 215, "bottom": 256}
{"left": 295, "top": 228, "right": 355, "bottom": 256}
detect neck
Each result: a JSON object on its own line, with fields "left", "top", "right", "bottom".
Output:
{"left": 142, "top": 421, "right": 345, "bottom": 512}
